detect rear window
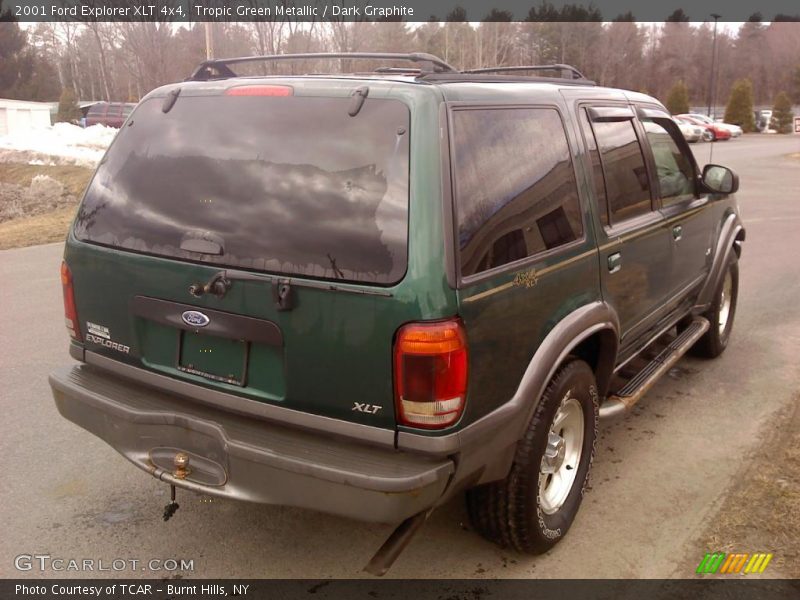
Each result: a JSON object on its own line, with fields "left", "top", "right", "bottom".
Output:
{"left": 75, "top": 93, "right": 410, "bottom": 285}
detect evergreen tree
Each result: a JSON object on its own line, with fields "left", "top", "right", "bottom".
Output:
{"left": 665, "top": 81, "right": 690, "bottom": 114}
{"left": 56, "top": 88, "right": 81, "bottom": 123}
{"left": 770, "top": 92, "right": 794, "bottom": 134}
{"left": 665, "top": 9, "right": 690, "bottom": 22}
{"left": 0, "top": 4, "right": 33, "bottom": 97}
{"left": 724, "top": 79, "right": 757, "bottom": 132}
{"left": 792, "top": 65, "right": 800, "bottom": 106}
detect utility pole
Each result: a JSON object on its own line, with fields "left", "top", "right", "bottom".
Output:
{"left": 204, "top": 22, "right": 215, "bottom": 60}
{"left": 707, "top": 14, "right": 721, "bottom": 117}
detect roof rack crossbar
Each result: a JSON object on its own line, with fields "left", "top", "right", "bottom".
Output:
{"left": 464, "top": 64, "right": 589, "bottom": 80}
{"left": 188, "top": 52, "right": 457, "bottom": 81}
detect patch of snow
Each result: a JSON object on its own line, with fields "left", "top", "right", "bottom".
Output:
{"left": 0, "top": 122, "right": 116, "bottom": 168}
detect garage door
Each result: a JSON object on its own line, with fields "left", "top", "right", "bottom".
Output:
{"left": 0, "top": 108, "right": 7, "bottom": 136}
{"left": 16, "top": 109, "right": 32, "bottom": 133}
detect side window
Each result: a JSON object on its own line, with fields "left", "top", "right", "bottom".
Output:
{"left": 578, "top": 109, "right": 609, "bottom": 226}
{"left": 640, "top": 117, "right": 695, "bottom": 206}
{"left": 452, "top": 107, "right": 584, "bottom": 278}
{"left": 589, "top": 117, "right": 651, "bottom": 224}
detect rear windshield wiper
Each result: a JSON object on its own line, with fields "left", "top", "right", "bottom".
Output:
{"left": 189, "top": 268, "right": 392, "bottom": 311}
{"left": 179, "top": 231, "right": 224, "bottom": 255}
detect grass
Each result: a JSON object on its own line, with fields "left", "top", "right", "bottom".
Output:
{"left": 0, "top": 162, "right": 92, "bottom": 197}
{"left": 0, "top": 162, "right": 92, "bottom": 250}
{"left": 689, "top": 399, "right": 800, "bottom": 577}
{"left": 0, "top": 205, "right": 77, "bottom": 250}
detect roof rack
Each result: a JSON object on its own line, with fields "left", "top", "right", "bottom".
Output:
{"left": 464, "top": 64, "right": 590, "bottom": 80}
{"left": 188, "top": 52, "right": 457, "bottom": 81}
{"left": 186, "top": 54, "right": 595, "bottom": 87}
{"left": 418, "top": 72, "right": 596, "bottom": 86}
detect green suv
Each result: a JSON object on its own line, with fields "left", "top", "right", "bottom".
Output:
{"left": 49, "top": 53, "right": 744, "bottom": 574}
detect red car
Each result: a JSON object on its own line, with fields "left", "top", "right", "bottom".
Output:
{"left": 677, "top": 114, "right": 731, "bottom": 141}
{"left": 85, "top": 102, "right": 136, "bottom": 128}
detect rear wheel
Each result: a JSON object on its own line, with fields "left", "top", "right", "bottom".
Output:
{"left": 466, "top": 360, "right": 598, "bottom": 553}
{"left": 692, "top": 258, "right": 739, "bottom": 358}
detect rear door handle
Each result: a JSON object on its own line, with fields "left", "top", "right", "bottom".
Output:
{"left": 608, "top": 252, "right": 622, "bottom": 274}
{"left": 672, "top": 225, "right": 683, "bottom": 241}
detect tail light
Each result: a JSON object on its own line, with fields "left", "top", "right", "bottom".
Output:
{"left": 394, "top": 319, "right": 468, "bottom": 429}
{"left": 61, "top": 261, "right": 81, "bottom": 341}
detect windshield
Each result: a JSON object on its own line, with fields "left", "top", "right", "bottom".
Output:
{"left": 75, "top": 92, "right": 411, "bottom": 285}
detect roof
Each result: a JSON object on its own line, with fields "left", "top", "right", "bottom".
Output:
{"left": 0, "top": 98, "right": 53, "bottom": 110}
{"left": 141, "top": 53, "right": 666, "bottom": 111}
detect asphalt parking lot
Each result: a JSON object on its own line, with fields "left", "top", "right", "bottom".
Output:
{"left": 1, "top": 134, "right": 798, "bottom": 579}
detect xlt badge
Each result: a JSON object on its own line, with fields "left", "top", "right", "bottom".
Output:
{"left": 352, "top": 402, "right": 382, "bottom": 414}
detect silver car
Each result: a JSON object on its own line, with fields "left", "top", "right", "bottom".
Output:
{"left": 674, "top": 117, "right": 705, "bottom": 143}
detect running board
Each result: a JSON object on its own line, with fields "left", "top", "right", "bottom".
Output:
{"left": 599, "top": 317, "right": 710, "bottom": 419}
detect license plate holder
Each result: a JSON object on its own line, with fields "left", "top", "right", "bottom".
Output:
{"left": 177, "top": 330, "right": 248, "bottom": 386}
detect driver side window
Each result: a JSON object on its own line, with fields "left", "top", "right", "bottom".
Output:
{"left": 640, "top": 117, "right": 696, "bottom": 207}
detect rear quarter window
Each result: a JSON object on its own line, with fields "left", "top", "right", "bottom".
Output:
{"left": 451, "top": 107, "right": 583, "bottom": 278}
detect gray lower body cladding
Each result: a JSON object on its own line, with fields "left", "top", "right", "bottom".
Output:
{"left": 49, "top": 364, "right": 454, "bottom": 524}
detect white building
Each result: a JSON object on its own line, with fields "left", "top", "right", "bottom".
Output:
{"left": 0, "top": 99, "right": 52, "bottom": 136}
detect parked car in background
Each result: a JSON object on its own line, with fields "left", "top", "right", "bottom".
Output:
{"left": 677, "top": 114, "right": 732, "bottom": 141}
{"left": 683, "top": 113, "right": 742, "bottom": 138}
{"left": 713, "top": 119, "right": 743, "bottom": 138}
{"left": 85, "top": 102, "right": 136, "bottom": 128}
{"left": 755, "top": 110, "right": 774, "bottom": 133}
{"left": 674, "top": 117, "right": 704, "bottom": 143}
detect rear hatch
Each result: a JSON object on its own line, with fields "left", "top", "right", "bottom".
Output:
{"left": 65, "top": 81, "right": 418, "bottom": 430}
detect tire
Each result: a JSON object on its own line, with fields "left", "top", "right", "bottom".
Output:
{"left": 692, "top": 258, "right": 739, "bottom": 358}
{"left": 466, "top": 360, "right": 598, "bottom": 554}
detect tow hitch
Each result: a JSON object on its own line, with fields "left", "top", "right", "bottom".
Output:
{"left": 162, "top": 452, "right": 190, "bottom": 522}
{"left": 163, "top": 485, "right": 179, "bottom": 522}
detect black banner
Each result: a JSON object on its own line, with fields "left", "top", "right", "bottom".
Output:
{"left": 3, "top": 0, "right": 800, "bottom": 22}
{"left": 3, "top": 579, "right": 800, "bottom": 600}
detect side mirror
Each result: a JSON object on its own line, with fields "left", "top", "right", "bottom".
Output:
{"left": 702, "top": 164, "right": 739, "bottom": 194}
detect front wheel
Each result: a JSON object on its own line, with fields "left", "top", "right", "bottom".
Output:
{"left": 692, "top": 258, "right": 739, "bottom": 358}
{"left": 466, "top": 360, "right": 598, "bottom": 553}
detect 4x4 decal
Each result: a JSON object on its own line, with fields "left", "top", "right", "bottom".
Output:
{"left": 513, "top": 269, "right": 539, "bottom": 289}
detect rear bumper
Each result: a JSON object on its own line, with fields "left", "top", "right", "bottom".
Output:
{"left": 49, "top": 364, "right": 454, "bottom": 524}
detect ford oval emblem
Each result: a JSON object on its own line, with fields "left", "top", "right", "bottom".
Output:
{"left": 182, "top": 310, "right": 210, "bottom": 328}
